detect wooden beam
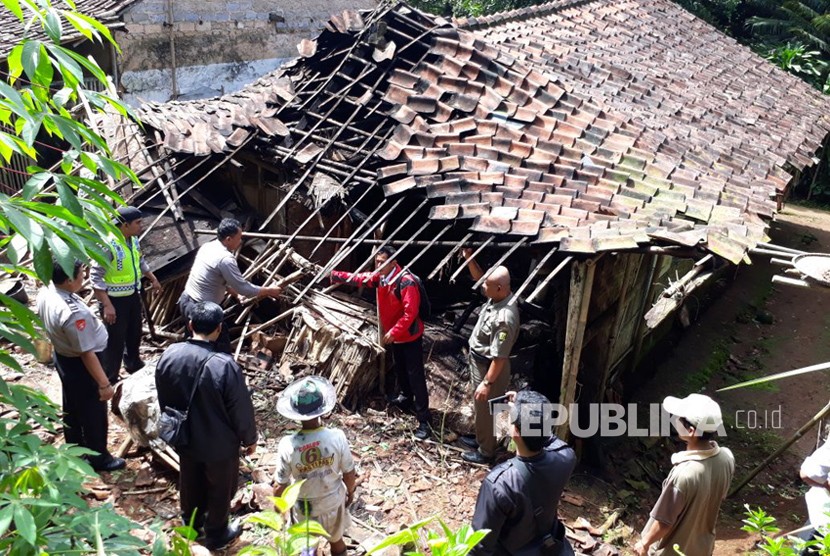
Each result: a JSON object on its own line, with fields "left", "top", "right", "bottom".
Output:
{"left": 596, "top": 254, "right": 640, "bottom": 403}
{"left": 629, "top": 254, "right": 662, "bottom": 374}
{"left": 556, "top": 257, "right": 597, "bottom": 441}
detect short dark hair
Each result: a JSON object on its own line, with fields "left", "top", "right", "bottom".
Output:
{"left": 678, "top": 416, "right": 715, "bottom": 441}
{"left": 217, "top": 218, "right": 241, "bottom": 241}
{"left": 512, "top": 390, "right": 551, "bottom": 452}
{"left": 189, "top": 301, "right": 224, "bottom": 334}
{"left": 376, "top": 245, "right": 395, "bottom": 259}
{"left": 52, "top": 260, "right": 83, "bottom": 285}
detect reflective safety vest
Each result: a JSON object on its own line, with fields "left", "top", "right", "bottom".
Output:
{"left": 103, "top": 234, "right": 142, "bottom": 297}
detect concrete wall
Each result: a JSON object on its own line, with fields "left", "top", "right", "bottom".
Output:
{"left": 114, "top": 0, "right": 377, "bottom": 105}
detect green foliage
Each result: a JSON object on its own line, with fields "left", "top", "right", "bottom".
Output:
{"left": 367, "top": 516, "right": 489, "bottom": 556}
{"left": 672, "top": 0, "right": 743, "bottom": 33}
{"left": 762, "top": 41, "right": 830, "bottom": 88}
{"left": 409, "top": 0, "right": 543, "bottom": 19}
{"left": 741, "top": 505, "right": 830, "bottom": 555}
{"left": 0, "top": 379, "right": 145, "bottom": 554}
{"left": 0, "top": 1, "right": 196, "bottom": 555}
{"left": 240, "top": 480, "right": 330, "bottom": 556}
{"left": 0, "top": 0, "right": 139, "bottom": 370}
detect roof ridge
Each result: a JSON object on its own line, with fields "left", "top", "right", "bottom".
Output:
{"left": 454, "top": 0, "right": 601, "bottom": 30}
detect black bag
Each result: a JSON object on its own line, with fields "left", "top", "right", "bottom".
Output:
{"left": 394, "top": 270, "right": 431, "bottom": 319}
{"left": 511, "top": 460, "right": 569, "bottom": 556}
{"left": 157, "top": 354, "right": 217, "bottom": 448}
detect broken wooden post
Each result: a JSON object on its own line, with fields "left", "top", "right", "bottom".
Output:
{"left": 596, "top": 254, "right": 640, "bottom": 402}
{"left": 556, "top": 257, "right": 597, "bottom": 441}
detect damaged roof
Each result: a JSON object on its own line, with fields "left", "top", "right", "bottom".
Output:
{"left": 0, "top": 0, "right": 138, "bottom": 56}
{"left": 134, "top": 0, "right": 830, "bottom": 264}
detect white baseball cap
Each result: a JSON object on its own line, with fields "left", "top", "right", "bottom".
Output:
{"left": 662, "top": 393, "right": 723, "bottom": 433}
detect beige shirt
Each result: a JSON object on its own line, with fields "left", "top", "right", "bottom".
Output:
{"left": 644, "top": 442, "right": 735, "bottom": 556}
{"left": 36, "top": 284, "right": 108, "bottom": 357}
{"left": 469, "top": 295, "right": 520, "bottom": 359}
{"left": 274, "top": 427, "right": 355, "bottom": 514}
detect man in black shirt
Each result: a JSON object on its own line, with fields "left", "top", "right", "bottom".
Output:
{"left": 471, "top": 390, "right": 577, "bottom": 556}
{"left": 155, "top": 301, "right": 257, "bottom": 551}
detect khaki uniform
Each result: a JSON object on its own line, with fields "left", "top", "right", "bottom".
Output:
{"left": 37, "top": 284, "right": 108, "bottom": 357}
{"left": 36, "top": 284, "right": 112, "bottom": 467}
{"left": 468, "top": 295, "right": 520, "bottom": 457}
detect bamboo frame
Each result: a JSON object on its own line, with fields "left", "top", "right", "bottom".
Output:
{"left": 508, "top": 247, "right": 558, "bottom": 306}
{"left": 470, "top": 237, "right": 528, "bottom": 291}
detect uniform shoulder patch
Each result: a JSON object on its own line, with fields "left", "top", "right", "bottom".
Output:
{"left": 498, "top": 330, "right": 508, "bottom": 342}
{"left": 75, "top": 319, "right": 86, "bottom": 331}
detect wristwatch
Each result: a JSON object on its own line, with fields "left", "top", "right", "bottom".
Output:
{"left": 482, "top": 379, "right": 493, "bottom": 387}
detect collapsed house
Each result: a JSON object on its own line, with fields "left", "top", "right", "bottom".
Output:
{"left": 95, "top": 0, "right": 830, "bottom": 434}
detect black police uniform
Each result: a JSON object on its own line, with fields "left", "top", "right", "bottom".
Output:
{"left": 471, "top": 436, "right": 577, "bottom": 556}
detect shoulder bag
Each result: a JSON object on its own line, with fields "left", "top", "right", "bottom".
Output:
{"left": 157, "top": 353, "right": 217, "bottom": 448}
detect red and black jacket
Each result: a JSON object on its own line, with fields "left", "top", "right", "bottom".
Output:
{"left": 331, "top": 263, "right": 423, "bottom": 343}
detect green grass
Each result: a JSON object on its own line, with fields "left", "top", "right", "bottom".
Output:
{"left": 686, "top": 338, "right": 732, "bottom": 391}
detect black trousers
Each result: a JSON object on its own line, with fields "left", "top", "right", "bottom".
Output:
{"left": 178, "top": 292, "right": 232, "bottom": 354}
{"left": 54, "top": 352, "right": 111, "bottom": 466}
{"left": 179, "top": 454, "right": 239, "bottom": 537}
{"left": 102, "top": 292, "right": 144, "bottom": 382}
{"left": 391, "top": 337, "right": 430, "bottom": 423}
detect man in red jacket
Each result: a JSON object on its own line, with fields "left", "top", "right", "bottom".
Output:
{"left": 331, "top": 246, "right": 431, "bottom": 440}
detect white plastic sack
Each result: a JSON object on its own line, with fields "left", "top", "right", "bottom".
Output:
{"left": 117, "top": 363, "right": 162, "bottom": 447}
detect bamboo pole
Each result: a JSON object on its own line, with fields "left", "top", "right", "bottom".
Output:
{"left": 524, "top": 256, "right": 574, "bottom": 305}
{"left": 556, "top": 257, "right": 597, "bottom": 441}
{"left": 427, "top": 232, "right": 474, "bottom": 281}
{"left": 448, "top": 236, "right": 494, "bottom": 283}
{"left": 194, "top": 230, "right": 521, "bottom": 249}
{"left": 509, "top": 247, "right": 558, "bottom": 306}
{"left": 729, "top": 398, "right": 830, "bottom": 497}
{"left": 470, "top": 238, "right": 528, "bottom": 291}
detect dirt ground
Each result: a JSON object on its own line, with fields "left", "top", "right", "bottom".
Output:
{"left": 5, "top": 203, "right": 830, "bottom": 555}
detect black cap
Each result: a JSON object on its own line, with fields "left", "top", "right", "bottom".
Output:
{"left": 115, "top": 206, "right": 142, "bottom": 224}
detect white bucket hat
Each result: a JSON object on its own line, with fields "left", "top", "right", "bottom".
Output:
{"left": 277, "top": 376, "right": 337, "bottom": 421}
{"left": 662, "top": 393, "right": 723, "bottom": 433}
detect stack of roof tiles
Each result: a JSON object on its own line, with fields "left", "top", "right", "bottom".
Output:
{"left": 133, "top": 0, "right": 830, "bottom": 263}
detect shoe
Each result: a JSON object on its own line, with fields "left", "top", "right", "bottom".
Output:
{"left": 414, "top": 422, "right": 431, "bottom": 440}
{"left": 459, "top": 435, "right": 479, "bottom": 449}
{"left": 462, "top": 450, "right": 494, "bottom": 465}
{"left": 387, "top": 394, "right": 412, "bottom": 409}
{"left": 203, "top": 520, "right": 243, "bottom": 551}
{"left": 92, "top": 456, "right": 126, "bottom": 472}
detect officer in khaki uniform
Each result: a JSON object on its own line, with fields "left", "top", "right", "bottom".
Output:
{"left": 37, "top": 259, "right": 125, "bottom": 471}
{"left": 460, "top": 249, "right": 520, "bottom": 465}
{"left": 91, "top": 206, "right": 160, "bottom": 382}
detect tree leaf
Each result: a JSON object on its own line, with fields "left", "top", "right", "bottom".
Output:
{"left": 4, "top": 205, "right": 43, "bottom": 250}
{"left": 12, "top": 504, "right": 36, "bottom": 546}
{"left": 45, "top": 229, "right": 74, "bottom": 279}
{"left": 32, "top": 244, "right": 53, "bottom": 284}
{"left": 43, "top": 7, "right": 62, "bottom": 43}
{"left": 1, "top": 0, "right": 24, "bottom": 22}
{"left": 21, "top": 39, "right": 39, "bottom": 82}
{"left": 6, "top": 44, "right": 24, "bottom": 84}
{"left": 8, "top": 234, "right": 28, "bottom": 265}
{"left": 21, "top": 172, "right": 50, "bottom": 201}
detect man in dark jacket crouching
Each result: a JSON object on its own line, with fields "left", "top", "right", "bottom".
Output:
{"left": 155, "top": 301, "right": 257, "bottom": 551}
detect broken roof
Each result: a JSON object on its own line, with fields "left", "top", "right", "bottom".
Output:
{"left": 0, "top": 0, "right": 137, "bottom": 56}
{"left": 134, "top": 0, "right": 830, "bottom": 264}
